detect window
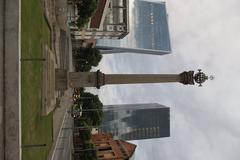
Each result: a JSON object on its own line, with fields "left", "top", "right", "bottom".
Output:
{"left": 99, "top": 143, "right": 109, "bottom": 147}
{"left": 108, "top": 2, "right": 112, "bottom": 9}
{"left": 104, "top": 152, "right": 115, "bottom": 158}
{"left": 118, "top": 26, "right": 123, "bottom": 31}
{"left": 99, "top": 146, "right": 112, "bottom": 151}
{"left": 107, "top": 25, "right": 114, "bottom": 31}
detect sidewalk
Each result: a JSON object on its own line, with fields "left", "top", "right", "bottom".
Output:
{"left": 47, "top": 89, "right": 73, "bottom": 160}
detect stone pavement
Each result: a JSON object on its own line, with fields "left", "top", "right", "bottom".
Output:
{"left": 42, "top": 0, "right": 69, "bottom": 68}
{"left": 41, "top": 0, "right": 72, "bottom": 115}
{"left": 42, "top": 0, "right": 75, "bottom": 159}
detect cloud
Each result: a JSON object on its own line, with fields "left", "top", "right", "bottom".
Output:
{"left": 91, "top": 0, "right": 240, "bottom": 159}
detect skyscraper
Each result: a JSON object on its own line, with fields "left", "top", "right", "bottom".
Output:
{"left": 99, "top": 103, "right": 170, "bottom": 141}
{"left": 133, "top": 0, "right": 171, "bottom": 52}
{"left": 96, "top": 0, "right": 172, "bottom": 55}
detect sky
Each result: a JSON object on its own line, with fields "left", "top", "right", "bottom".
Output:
{"left": 89, "top": 0, "right": 240, "bottom": 159}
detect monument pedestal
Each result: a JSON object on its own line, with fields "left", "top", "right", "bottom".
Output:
{"left": 55, "top": 68, "right": 68, "bottom": 91}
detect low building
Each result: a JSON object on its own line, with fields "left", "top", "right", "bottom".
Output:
{"left": 72, "top": 131, "right": 136, "bottom": 160}
{"left": 92, "top": 133, "right": 136, "bottom": 160}
{"left": 72, "top": 38, "right": 97, "bottom": 49}
{"left": 71, "top": 0, "right": 129, "bottom": 40}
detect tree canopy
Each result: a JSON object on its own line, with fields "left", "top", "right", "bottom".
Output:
{"left": 76, "top": 0, "right": 99, "bottom": 28}
{"left": 77, "top": 121, "right": 91, "bottom": 140}
{"left": 73, "top": 47, "right": 102, "bottom": 72}
{"left": 81, "top": 142, "right": 98, "bottom": 160}
{"left": 80, "top": 92, "right": 103, "bottom": 126}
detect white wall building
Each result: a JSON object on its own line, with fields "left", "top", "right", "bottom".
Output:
{"left": 71, "top": 0, "right": 129, "bottom": 40}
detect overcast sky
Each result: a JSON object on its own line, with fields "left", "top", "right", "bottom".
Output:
{"left": 90, "top": 0, "right": 240, "bottom": 159}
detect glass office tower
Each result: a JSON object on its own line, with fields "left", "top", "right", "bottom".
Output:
{"left": 97, "top": 0, "right": 172, "bottom": 55}
{"left": 99, "top": 103, "right": 170, "bottom": 141}
{"left": 134, "top": 0, "right": 171, "bottom": 51}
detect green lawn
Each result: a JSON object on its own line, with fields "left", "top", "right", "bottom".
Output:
{"left": 21, "top": 0, "right": 53, "bottom": 159}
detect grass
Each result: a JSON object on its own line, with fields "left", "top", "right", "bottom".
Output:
{"left": 21, "top": 0, "right": 53, "bottom": 159}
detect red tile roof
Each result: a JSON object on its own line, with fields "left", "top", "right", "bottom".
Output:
{"left": 120, "top": 140, "right": 137, "bottom": 158}
{"left": 90, "top": 0, "right": 108, "bottom": 28}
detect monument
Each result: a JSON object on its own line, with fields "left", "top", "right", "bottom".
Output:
{"left": 58, "top": 69, "right": 210, "bottom": 90}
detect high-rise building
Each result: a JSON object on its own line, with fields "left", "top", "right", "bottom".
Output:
{"left": 96, "top": 0, "right": 171, "bottom": 55}
{"left": 133, "top": 0, "right": 171, "bottom": 52}
{"left": 99, "top": 103, "right": 170, "bottom": 141}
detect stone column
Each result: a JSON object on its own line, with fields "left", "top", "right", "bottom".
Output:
{"left": 68, "top": 70, "right": 195, "bottom": 89}
{"left": 104, "top": 74, "right": 181, "bottom": 84}
{"left": 104, "top": 71, "right": 195, "bottom": 86}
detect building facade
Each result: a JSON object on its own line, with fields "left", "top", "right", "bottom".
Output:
{"left": 72, "top": 132, "right": 136, "bottom": 160}
{"left": 92, "top": 133, "right": 136, "bottom": 160}
{"left": 99, "top": 103, "right": 170, "bottom": 141}
{"left": 95, "top": 45, "right": 171, "bottom": 55}
{"left": 71, "top": 0, "right": 129, "bottom": 40}
{"left": 133, "top": 0, "right": 171, "bottom": 52}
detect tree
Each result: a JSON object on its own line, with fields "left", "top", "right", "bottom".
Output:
{"left": 79, "top": 122, "right": 91, "bottom": 140}
{"left": 73, "top": 47, "right": 102, "bottom": 72}
{"left": 74, "top": 63, "right": 92, "bottom": 72}
{"left": 84, "top": 48, "right": 102, "bottom": 67}
{"left": 75, "top": 0, "right": 99, "bottom": 28}
{"left": 74, "top": 141, "right": 98, "bottom": 160}
{"left": 81, "top": 143, "right": 98, "bottom": 160}
{"left": 80, "top": 92, "right": 103, "bottom": 126}
{"left": 73, "top": 87, "right": 85, "bottom": 96}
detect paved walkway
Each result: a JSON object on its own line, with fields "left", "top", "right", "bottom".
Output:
{"left": 42, "top": 0, "right": 74, "bottom": 155}
{"left": 42, "top": 0, "right": 74, "bottom": 159}
{"left": 42, "top": 0, "right": 69, "bottom": 68}
{"left": 41, "top": 0, "right": 73, "bottom": 110}
{"left": 51, "top": 108, "right": 73, "bottom": 160}
{"left": 47, "top": 89, "right": 73, "bottom": 160}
